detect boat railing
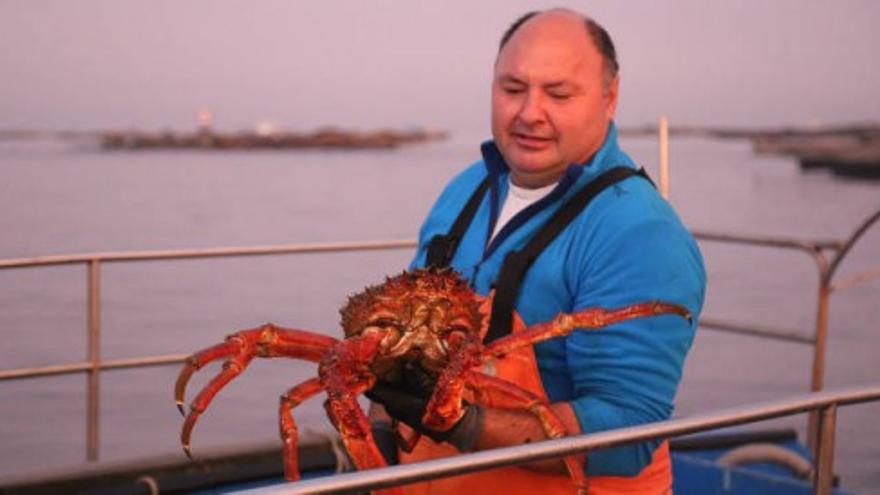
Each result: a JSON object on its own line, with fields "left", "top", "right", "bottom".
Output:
{"left": 693, "top": 206, "right": 880, "bottom": 449}
{"left": 0, "top": 209, "right": 877, "bottom": 469}
{"left": 248, "top": 383, "right": 880, "bottom": 495}
{"left": 0, "top": 239, "right": 417, "bottom": 462}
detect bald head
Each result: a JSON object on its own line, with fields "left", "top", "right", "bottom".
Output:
{"left": 498, "top": 9, "right": 619, "bottom": 90}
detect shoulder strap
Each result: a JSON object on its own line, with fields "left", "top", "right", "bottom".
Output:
{"left": 425, "top": 177, "right": 491, "bottom": 268}
{"left": 485, "top": 167, "right": 649, "bottom": 343}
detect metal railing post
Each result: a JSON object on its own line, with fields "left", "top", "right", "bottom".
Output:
{"left": 658, "top": 115, "right": 670, "bottom": 199}
{"left": 808, "top": 251, "right": 832, "bottom": 452}
{"left": 813, "top": 404, "right": 837, "bottom": 495}
{"left": 808, "top": 206, "right": 880, "bottom": 452}
{"left": 807, "top": 283, "right": 831, "bottom": 451}
{"left": 86, "top": 259, "right": 101, "bottom": 461}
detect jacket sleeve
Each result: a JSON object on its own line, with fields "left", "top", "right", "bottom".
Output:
{"left": 565, "top": 210, "right": 705, "bottom": 476}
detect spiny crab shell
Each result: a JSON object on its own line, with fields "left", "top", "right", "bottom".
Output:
{"left": 339, "top": 268, "right": 484, "bottom": 383}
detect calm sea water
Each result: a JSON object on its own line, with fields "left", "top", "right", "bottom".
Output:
{"left": 1, "top": 134, "right": 878, "bottom": 491}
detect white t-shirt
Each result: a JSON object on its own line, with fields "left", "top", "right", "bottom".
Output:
{"left": 490, "top": 178, "right": 557, "bottom": 242}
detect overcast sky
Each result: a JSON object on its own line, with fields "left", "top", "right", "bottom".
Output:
{"left": 1, "top": 1, "right": 879, "bottom": 133}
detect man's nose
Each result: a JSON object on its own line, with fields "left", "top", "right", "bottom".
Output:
{"left": 516, "top": 90, "right": 545, "bottom": 124}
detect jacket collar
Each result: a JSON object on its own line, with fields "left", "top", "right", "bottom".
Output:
{"left": 477, "top": 122, "right": 630, "bottom": 258}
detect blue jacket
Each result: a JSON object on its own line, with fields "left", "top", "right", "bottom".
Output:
{"left": 411, "top": 123, "right": 706, "bottom": 476}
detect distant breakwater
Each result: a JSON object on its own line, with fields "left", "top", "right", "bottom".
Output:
{"left": 620, "top": 123, "right": 880, "bottom": 179}
{"left": 4, "top": 123, "right": 879, "bottom": 178}
{"left": 99, "top": 127, "right": 448, "bottom": 151}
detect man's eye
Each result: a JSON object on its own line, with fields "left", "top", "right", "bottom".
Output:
{"left": 502, "top": 86, "right": 525, "bottom": 94}
{"left": 549, "top": 93, "right": 571, "bottom": 100}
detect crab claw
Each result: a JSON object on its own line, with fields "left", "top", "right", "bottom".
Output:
{"left": 181, "top": 405, "right": 202, "bottom": 459}
{"left": 175, "top": 359, "right": 198, "bottom": 416}
{"left": 174, "top": 341, "right": 236, "bottom": 417}
{"left": 181, "top": 358, "right": 252, "bottom": 453}
{"left": 174, "top": 325, "right": 339, "bottom": 461}
{"left": 174, "top": 335, "right": 255, "bottom": 459}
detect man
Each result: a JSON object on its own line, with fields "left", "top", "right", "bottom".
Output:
{"left": 368, "top": 8, "right": 705, "bottom": 494}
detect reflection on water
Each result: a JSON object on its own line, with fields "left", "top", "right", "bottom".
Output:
{"left": 1, "top": 136, "right": 878, "bottom": 491}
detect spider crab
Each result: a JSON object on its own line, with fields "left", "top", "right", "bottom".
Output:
{"left": 175, "top": 267, "right": 690, "bottom": 492}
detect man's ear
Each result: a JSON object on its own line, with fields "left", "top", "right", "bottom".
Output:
{"left": 604, "top": 74, "right": 620, "bottom": 119}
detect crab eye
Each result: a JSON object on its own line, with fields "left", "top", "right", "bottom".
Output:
{"left": 361, "top": 325, "right": 382, "bottom": 335}
{"left": 368, "top": 318, "right": 400, "bottom": 329}
{"left": 362, "top": 318, "right": 397, "bottom": 333}
{"left": 445, "top": 317, "right": 473, "bottom": 335}
{"left": 362, "top": 317, "right": 403, "bottom": 342}
{"left": 442, "top": 324, "right": 470, "bottom": 346}
{"left": 361, "top": 324, "right": 403, "bottom": 348}
{"left": 446, "top": 324, "right": 469, "bottom": 334}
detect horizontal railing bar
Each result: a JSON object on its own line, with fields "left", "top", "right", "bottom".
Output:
{"left": 0, "top": 362, "right": 93, "bottom": 380}
{"left": 0, "top": 353, "right": 188, "bottom": 381}
{"left": 0, "top": 316, "right": 812, "bottom": 382}
{"left": 100, "top": 354, "right": 189, "bottom": 370}
{"left": 692, "top": 229, "right": 843, "bottom": 252}
{"left": 0, "top": 232, "right": 848, "bottom": 270}
{"left": 0, "top": 317, "right": 816, "bottom": 381}
{"left": 253, "top": 384, "right": 880, "bottom": 495}
{"left": 0, "top": 239, "right": 419, "bottom": 269}
{"left": 699, "top": 317, "right": 815, "bottom": 344}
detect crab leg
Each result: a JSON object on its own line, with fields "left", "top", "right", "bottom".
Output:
{"left": 486, "top": 301, "right": 691, "bottom": 357}
{"left": 464, "top": 370, "right": 588, "bottom": 495}
{"left": 279, "top": 377, "right": 325, "bottom": 481}
{"left": 325, "top": 384, "right": 405, "bottom": 495}
{"left": 176, "top": 324, "right": 338, "bottom": 457}
{"left": 311, "top": 335, "right": 405, "bottom": 495}
{"left": 323, "top": 383, "right": 403, "bottom": 495}
{"left": 318, "top": 335, "right": 388, "bottom": 470}
{"left": 179, "top": 350, "right": 256, "bottom": 457}
{"left": 421, "top": 335, "right": 482, "bottom": 431}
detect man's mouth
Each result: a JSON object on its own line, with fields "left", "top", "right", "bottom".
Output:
{"left": 512, "top": 132, "right": 553, "bottom": 150}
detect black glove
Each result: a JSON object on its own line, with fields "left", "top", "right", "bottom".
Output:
{"left": 365, "top": 372, "right": 483, "bottom": 452}
{"left": 370, "top": 420, "right": 400, "bottom": 465}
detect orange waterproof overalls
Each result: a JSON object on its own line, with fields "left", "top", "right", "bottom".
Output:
{"left": 402, "top": 167, "right": 672, "bottom": 494}
{"left": 396, "top": 308, "right": 672, "bottom": 495}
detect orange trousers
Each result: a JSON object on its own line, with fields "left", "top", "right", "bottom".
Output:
{"left": 397, "top": 311, "right": 672, "bottom": 495}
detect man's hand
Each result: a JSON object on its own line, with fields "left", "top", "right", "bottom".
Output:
{"left": 366, "top": 369, "right": 483, "bottom": 452}
{"left": 370, "top": 420, "right": 400, "bottom": 465}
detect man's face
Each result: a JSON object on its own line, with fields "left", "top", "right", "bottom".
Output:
{"left": 491, "top": 13, "right": 619, "bottom": 188}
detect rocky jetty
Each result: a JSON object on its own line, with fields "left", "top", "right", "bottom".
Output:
{"left": 750, "top": 125, "right": 880, "bottom": 178}
{"left": 100, "top": 127, "right": 447, "bottom": 151}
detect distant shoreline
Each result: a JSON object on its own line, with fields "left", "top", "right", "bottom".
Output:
{"left": 3, "top": 123, "right": 879, "bottom": 178}
{"left": 4, "top": 122, "right": 878, "bottom": 142}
